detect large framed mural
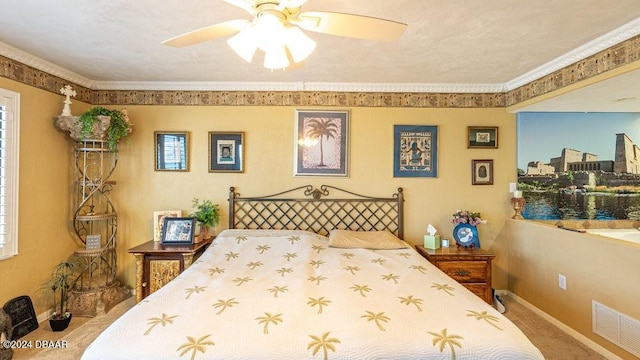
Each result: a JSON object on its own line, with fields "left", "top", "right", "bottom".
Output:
{"left": 517, "top": 112, "right": 640, "bottom": 220}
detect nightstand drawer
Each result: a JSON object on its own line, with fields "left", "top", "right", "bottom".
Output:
{"left": 463, "top": 283, "right": 490, "bottom": 300}
{"left": 437, "top": 261, "right": 487, "bottom": 282}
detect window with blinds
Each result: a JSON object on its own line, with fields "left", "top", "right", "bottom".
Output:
{"left": 0, "top": 88, "right": 20, "bottom": 260}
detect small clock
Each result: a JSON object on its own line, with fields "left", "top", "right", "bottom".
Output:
{"left": 453, "top": 223, "right": 480, "bottom": 248}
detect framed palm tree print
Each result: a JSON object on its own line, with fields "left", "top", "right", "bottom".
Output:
{"left": 294, "top": 110, "right": 349, "bottom": 177}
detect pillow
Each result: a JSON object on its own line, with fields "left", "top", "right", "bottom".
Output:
{"left": 328, "top": 229, "right": 409, "bottom": 249}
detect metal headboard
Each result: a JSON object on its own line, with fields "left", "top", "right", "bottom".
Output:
{"left": 228, "top": 185, "right": 404, "bottom": 239}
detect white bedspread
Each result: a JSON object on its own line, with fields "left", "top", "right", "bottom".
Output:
{"left": 82, "top": 230, "right": 543, "bottom": 359}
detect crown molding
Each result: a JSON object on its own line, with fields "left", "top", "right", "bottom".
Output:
{"left": 93, "top": 81, "right": 302, "bottom": 91}
{"left": 93, "top": 80, "right": 505, "bottom": 93}
{"left": 299, "top": 82, "right": 505, "bottom": 93}
{"left": 1, "top": 17, "right": 638, "bottom": 94}
{"left": 504, "top": 17, "right": 640, "bottom": 90}
{"left": 0, "top": 41, "right": 95, "bottom": 89}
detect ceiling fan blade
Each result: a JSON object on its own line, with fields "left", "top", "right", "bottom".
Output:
{"left": 224, "top": 0, "right": 256, "bottom": 15}
{"left": 295, "top": 11, "right": 407, "bottom": 41}
{"left": 162, "top": 19, "right": 250, "bottom": 48}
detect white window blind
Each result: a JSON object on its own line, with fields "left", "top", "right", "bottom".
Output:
{"left": 0, "top": 88, "right": 20, "bottom": 260}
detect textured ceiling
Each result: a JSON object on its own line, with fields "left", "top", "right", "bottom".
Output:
{"left": 0, "top": 1, "right": 639, "bottom": 110}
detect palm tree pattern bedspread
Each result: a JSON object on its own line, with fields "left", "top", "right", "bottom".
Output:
{"left": 82, "top": 229, "right": 543, "bottom": 360}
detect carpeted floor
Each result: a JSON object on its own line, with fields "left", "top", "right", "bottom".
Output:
{"left": 13, "top": 296, "right": 134, "bottom": 360}
{"left": 499, "top": 296, "right": 608, "bottom": 360}
{"left": 13, "top": 294, "right": 610, "bottom": 359}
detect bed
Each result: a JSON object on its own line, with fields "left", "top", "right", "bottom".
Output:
{"left": 82, "top": 185, "right": 543, "bottom": 359}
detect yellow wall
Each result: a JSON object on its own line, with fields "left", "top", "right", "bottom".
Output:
{"left": 0, "top": 80, "right": 517, "bottom": 316}
{"left": 505, "top": 220, "right": 640, "bottom": 359}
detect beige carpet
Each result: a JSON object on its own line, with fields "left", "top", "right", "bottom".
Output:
{"left": 500, "top": 296, "right": 608, "bottom": 360}
{"left": 13, "top": 295, "right": 610, "bottom": 359}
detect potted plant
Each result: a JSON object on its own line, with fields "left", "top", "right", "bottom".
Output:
{"left": 45, "top": 261, "right": 78, "bottom": 332}
{"left": 190, "top": 198, "right": 220, "bottom": 241}
{"left": 77, "top": 106, "right": 133, "bottom": 151}
{"left": 56, "top": 106, "right": 133, "bottom": 151}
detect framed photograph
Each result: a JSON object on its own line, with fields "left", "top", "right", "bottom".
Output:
{"left": 472, "top": 159, "right": 494, "bottom": 185}
{"left": 153, "top": 210, "right": 182, "bottom": 242}
{"left": 393, "top": 125, "right": 438, "bottom": 178}
{"left": 294, "top": 109, "right": 349, "bottom": 177}
{"left": 155, "top": 131, "right": 190, "bottom": 171}
{"left": 209, "top": 132, "right": 244, "bottom": 173}
{"left": 468, "top": 126, "right": 498, "bottom": 148}
{"left": 161, "top": 217, "right": 195, "bottom": 244}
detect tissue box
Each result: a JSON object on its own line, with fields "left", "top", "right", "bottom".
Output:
{"left": 423, "top": 235, "right": 441, "bottom": 249}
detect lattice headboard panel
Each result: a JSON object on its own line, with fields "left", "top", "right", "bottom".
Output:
{"left": 228, "top": 185, "right": 404, "bottom": 239}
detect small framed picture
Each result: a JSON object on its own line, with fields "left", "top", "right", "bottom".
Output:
{"left": 153, "top": 210, "right": 182, "bottom": 242}
{"left": 472, "top": 159, "right": 494, "bottom": 185}
{"left": 209, "top": 132, "right": 244, "bottom": 173}
{"left": 161, "top": 217, "right": 195, "bottom": 244}
{"left": 155, "top": 131, "right": 190, "bottom": 171}
{"left": 468, "top": 126, "right": 498, "bottom": 148}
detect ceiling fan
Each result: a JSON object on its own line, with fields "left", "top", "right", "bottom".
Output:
{"left": 162, "top": 0, "right": 407, "bottom": 69}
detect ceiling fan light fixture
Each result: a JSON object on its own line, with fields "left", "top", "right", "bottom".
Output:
{"left": 284, "top": 26, "right": 316, "bottom": 63}
{"left": 227, "top": 28, "right": 258, "bottom": 62}
{"left": 255, "top": 13, "right": 287, "bottom": 51}
{"left": 263, "top": 43, "right": 290, "bottom": 70}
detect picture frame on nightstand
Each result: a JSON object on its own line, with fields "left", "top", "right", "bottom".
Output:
{"left": 161, "top": 217, "right": 195, "bottom": 244}
{"left": 153, "top": 210, "right": 182, "bottom": 242}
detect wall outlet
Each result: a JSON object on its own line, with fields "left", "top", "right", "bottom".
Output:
{"left": 558, "top": 274, "right": 567, "bottom": 290}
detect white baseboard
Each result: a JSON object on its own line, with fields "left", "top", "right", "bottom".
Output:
{"left": 36, "top": 308, "right": 53, "bottom": 324}
{"left": 505, "top": 291, "right": 622, "bottom": 360}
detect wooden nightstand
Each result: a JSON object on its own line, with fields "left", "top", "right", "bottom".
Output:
{"left": 128, "top": 238, "right": 213, "bottom": 302}
{"left": 415, "top": 245, "right": 495, "bottom": 304}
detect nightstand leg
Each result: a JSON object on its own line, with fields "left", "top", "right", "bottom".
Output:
{"left": 134, "top": 254, "right": 144, "bottom": 303}
{"left": 183, "top": 253, "right": 195, "bottom": 268}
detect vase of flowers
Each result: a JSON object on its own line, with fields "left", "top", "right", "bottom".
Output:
{"left": 451, "top": 210, "right": 486, "bottom": 248}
